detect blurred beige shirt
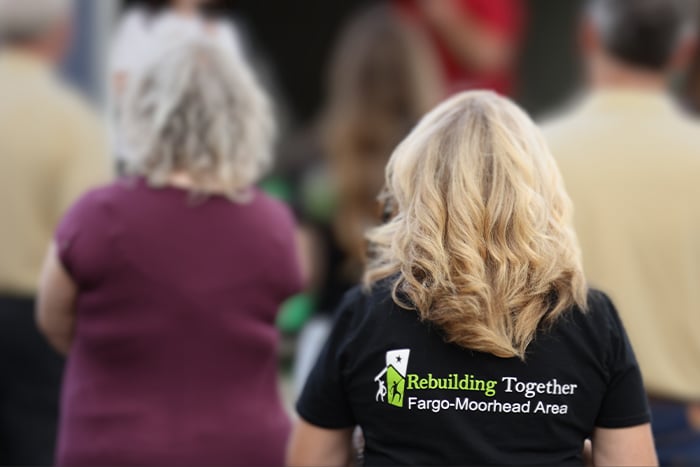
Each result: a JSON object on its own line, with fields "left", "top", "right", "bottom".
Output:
{"left": 543, "top": 89, "right": 700, "bottom": 401}
{"left": 0, "top": 50, "right": 111, "bottom": 295}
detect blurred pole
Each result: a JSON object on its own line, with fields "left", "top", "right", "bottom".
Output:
{"left": 60, "top": 0, "right": 118, "bottom": 111}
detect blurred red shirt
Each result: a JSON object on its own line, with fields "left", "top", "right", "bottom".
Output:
{"left": 396, "top": 0, "right": 526, "bottom": 97}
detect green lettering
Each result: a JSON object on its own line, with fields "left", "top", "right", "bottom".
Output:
{"left": 459, "top": 375, "right": 469, "bottom": 390}
{"left": 485, "top": 380, "right": 497, "bottom": 397}
{"left": 428, "top": 373, "right": 438, "bottom": 389}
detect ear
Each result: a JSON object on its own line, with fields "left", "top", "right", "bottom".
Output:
{"left": 670, "top": 33, "right": 697, "bottom": 73}
{"left": 578, "top": 16, "right": 600, "bottom": 59}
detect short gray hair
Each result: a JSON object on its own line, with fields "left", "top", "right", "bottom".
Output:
{"left": 122, "top": 39, "right": 276, "bottom": 201}
{"left": 0, "top": 0, "right": 72, "bottom": 43}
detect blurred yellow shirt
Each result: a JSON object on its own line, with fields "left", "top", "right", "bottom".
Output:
{"left": 0, "top": 50, "right": 112, "bottom": 295}
{"left": 543, "top": 89, "right": 700, "bottom": 401}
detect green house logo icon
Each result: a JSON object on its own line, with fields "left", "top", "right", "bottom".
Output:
{"left": 374, "top": 349, "right": 410, "bottom": 407}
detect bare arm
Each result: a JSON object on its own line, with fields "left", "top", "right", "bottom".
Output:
{"left": 112, "top": 72, "right": 129, "bottom": 103}
{"left": 296, "top": 225, "right": 324, "bottom": 290}
{"left": 416, "top": 0, "right": 517, "bottom": 73}
{"left": 36, "top": 242, "right": 78, "bottom": 355}
{"left": 592, "top": 424, "right": 657, "bottom": 467}
{"left": 582, "top": 438, "right": 593, "bottom": 467}
{"left": 287, "top": 418, "right": 354, "bottom": 467}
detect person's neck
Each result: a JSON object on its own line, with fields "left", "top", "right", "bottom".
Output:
{"left": 4, "top": 42, "right": 57, "bottom": 66}
{"left": 172, "top": 2, "right": 199, "bottom": 17}
{"left": 167, "top": 171, "right": 198, "bottom": 189}
{"left": 166, "top": 171, "right": 231, "bottom": 196}
{"left": 589, "top": 53, "right": 668, "bottom": 93}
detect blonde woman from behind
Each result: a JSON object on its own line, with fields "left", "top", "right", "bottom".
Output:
{"left": 288, "top": 91, "right": 657, "bottom": 466}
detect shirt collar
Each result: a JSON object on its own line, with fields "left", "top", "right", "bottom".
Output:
{"left": 579, "top": 87, "right": 677, "bottom": 116}
{"left": 0, "top": 49, "right": 53, "bottom": 79}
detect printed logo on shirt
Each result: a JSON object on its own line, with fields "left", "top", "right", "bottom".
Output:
{"left": 373, "top": 348, "right": 579, "bottom": 415}
{"left": 374, "top": 349, "right": 410, "bottom": 407}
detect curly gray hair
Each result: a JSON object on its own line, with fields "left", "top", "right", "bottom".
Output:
{"left": 122, "top": 38, "right": 275, "bottom": 201}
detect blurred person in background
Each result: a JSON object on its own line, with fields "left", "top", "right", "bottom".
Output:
{"left": 289, "top": 91, "right": 657, "bottom": 466}
{"left": 688, "top": 50, "right": 700, "bottom": 113}
{"left": 291, "top": 2, "right": 444, "bottom": 393}
{"left": 543, "top": 0, "right": 700, "bottom": 464}
{"left": 685, "top": 3, "right": 700, "bottom": 114}
{"left": 0, "top": 0, "right": 111, "bottom": 464}
{"left": 394, "top": 0, "right": 526, "bottom": 96}
{"left": 37, "top": 39, "right": 304, "bottom": 466}
{"left": 110, "top": 0, "right": 242, "bottom": 162}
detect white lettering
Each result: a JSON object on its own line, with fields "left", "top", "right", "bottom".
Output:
{"left": 534, "top": 401, "right": 568, "bottom": 414}
{"left": 502, "top": 377, "right": 517, "bottom": 392}
{"left": 500, "top": 377, "right": 578, "bottom": 398}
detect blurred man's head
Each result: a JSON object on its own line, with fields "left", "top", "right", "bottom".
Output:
{"left": 0, "top": 0, "right": 73, "bottom": 63}
{"left": 582, "top": 0, "right": 691, "bottom": 86}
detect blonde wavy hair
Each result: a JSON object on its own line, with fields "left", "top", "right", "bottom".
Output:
{"left": 365, "top": 91, "right": 588, "bottom": 359}
{"left": 122, "top": 38, "right": 274, "bottom": 201}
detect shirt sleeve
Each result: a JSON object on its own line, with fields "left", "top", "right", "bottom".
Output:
{"left": 55, "top": 190, "right": 112, "bottom": 287}
{"left": 296, "top": 291, "right": 360, "bottom": 429}
{"left": 269, "top": 200, "right": 305, "bottom": 299}
{"left": 595, "top": 292, "right": 651, "bottom": 428}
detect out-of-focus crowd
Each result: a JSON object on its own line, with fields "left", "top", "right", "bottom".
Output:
{"left": 0, "top": 0, "right": 699, "bottom": 465}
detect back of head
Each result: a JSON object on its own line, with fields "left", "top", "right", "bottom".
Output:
{"left": 589, "top": 0, "right": 685, "bottom": 70}
{"left": 365, "top": 91, "right": 587, "bottom": 360}
{"left": 325, "top": 4, "right": 442, "bottom": 129}
{"left": 122, "top": 38, "right": 275, "bottom": 200}
{"left": 323, "top": 3, "right": 443, "bottom": 264}
{"left": 688, "top": 6, "right": 700, "bottom": 111}
{"left": 0, "top": 0, "right": 72, "bottom": 47}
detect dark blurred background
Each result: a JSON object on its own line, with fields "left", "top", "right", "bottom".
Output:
{"left": 114, "top": 0, "right": 584, "bottom": 121}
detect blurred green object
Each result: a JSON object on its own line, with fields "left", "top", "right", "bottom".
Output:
{"left": 262, "top": 175, "right": 320, "bottom": 334}
{"left": 277, "top": 293, "right": 315, "bottom": 333}
{"left": 300, "top": 167, "right": 337, "bottom": 223}
{"left": 260, "top": 176, "right": 293, "bottom": 203}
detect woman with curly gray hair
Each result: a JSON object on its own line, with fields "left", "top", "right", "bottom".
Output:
{"left": 37, "top": 39, "right": 304, "bottom": 466}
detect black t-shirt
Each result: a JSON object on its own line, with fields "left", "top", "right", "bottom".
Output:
{"left": 296, "top": 283, "right": 650, "bottom": 465}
